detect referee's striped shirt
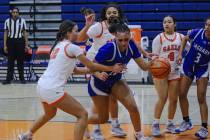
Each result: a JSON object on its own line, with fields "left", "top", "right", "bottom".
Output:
{"left": 4, "top": 17, "right": 27, "bottom": 39}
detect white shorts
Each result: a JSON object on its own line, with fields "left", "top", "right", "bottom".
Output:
{"left": 37, "top": 85, "right": 67, "bottom": 105}
{"left": 168, "top": 70, "right": 181, "bottom": 81}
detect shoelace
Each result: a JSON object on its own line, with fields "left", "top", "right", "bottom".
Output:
{"left": 199, "top": 128, "right": 208, "bottom": 136}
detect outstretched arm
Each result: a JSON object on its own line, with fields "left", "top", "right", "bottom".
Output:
{"left": 76, "top": 14, "right": 95, "bottom": 42}
{"left": 77, "top": 54, "right": 124, "bottom": 73}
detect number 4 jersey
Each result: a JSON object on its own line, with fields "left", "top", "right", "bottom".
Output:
{"left": 152, "top": 32, "right": 183, "bottom": 79}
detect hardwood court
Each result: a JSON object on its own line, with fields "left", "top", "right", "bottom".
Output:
{"left": 0, "top": 120, "right": 209, "bottom": 140}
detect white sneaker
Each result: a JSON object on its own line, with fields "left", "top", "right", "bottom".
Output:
{"left": 166, "top": 122, "right": 179, "bottom": 134}
{"left": 195, "top": 127, "right": 208, "bottom": 139}
{"left": 175, "top": 120, "right": 193, "bottom": 133}
{"left": 91, "top": 129, "right": 105, "bottom": 140}
{"left": 135, "top": 134, "right": 152, "bottom": 140}
{"left": 111, "top": 124, "right": 126, "bottom": 137}
{"left": 152, "top": 123, "right": 161, "bottom": 136}
{"left": 18, "top": 133, "right": 33, "bottom": 140}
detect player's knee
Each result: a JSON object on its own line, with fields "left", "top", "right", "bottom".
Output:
{"left": 79, "top": 110, "right": 88, "bottom": 120}
{"left": 159, "top": 96, "right": 168, "bottom": 103}
{"left": 179, "top": 92, "right": 187, "bottom": 100}
{"left": 169, "top": 97, "right": 178, "bottom": 104}
{"left": 197, "top": 95, "right": 206, "bottom": 105}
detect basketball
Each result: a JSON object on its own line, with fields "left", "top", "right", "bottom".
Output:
{"left": 150, "top": 57, "right": 171, "bottom": 79}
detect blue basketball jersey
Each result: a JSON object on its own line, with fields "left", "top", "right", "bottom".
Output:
{"left": 185, "top": 28, "right": 210, "bottom": 66}
{"left": 183, "top": 28, "right": 210, "bottom": 80}
{"left": 88, "top": 39, "right": 141, "bottom": 96}
{"left": 95, "top": 39, "right": 141, "bottom": 80}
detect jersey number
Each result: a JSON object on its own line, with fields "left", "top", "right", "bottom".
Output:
{"left": 168, "top": 52, "right": 174, "bottom": 61}
{"left": 194, "top": 53, "right": 201, "bottom": 63}
{"left": 50, "top": 48, "right": 60, "bottom": 59}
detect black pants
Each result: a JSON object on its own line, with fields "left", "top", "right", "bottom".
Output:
{"left": 6, "top": 38, "right": 25, "bottom": 81}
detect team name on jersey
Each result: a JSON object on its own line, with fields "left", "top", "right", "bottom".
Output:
{"left": 163, "top": 44, "right": 180, "bottom": 52}
{"left": 194, "top": 44, "right": 210, "bottom": 55}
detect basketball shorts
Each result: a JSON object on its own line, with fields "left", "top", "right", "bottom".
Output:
{"left": 88, "top": 76, "right": 119, "bottom": 97}
{"left": 37, "top": 85, "right": 67, "bottom": 105}
{"left": 182, "top": 62, "right": 209, "bottom": 80}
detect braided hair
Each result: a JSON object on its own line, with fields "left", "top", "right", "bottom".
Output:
{"left": 50, "top": 20, "right": 76, "bottom": 54}
{"left": 108, "top": 23, "right": 130, "bottom": 34}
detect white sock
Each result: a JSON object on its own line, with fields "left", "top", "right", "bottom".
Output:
{"left": 111, "top": 118, "right": 119, "bottom": 127}
{"left": 167, "top": 119, "right": 173, "bottom": 125}
{"left": 135, "top": 131, "right": 143, "bottom": 138}
{"left": 153, "top": 118, "right": 160, "bottom": 124}
{"left": 93, "top": 124, "right": 101, "bottom": 131}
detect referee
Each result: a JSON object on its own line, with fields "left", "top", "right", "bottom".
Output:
{"left": 2, "top": 7, "right": 29, "bottom": 84}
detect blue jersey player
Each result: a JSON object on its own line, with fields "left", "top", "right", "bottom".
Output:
{"left": 87, "top": 23, "right": 153, "bottom": 140}
{"left": 177, "top": 18, "right": 210, "bottom": 139}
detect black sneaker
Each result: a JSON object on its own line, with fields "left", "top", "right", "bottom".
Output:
{"left": 2, "top": 80, "right": 11, "bottom": 85}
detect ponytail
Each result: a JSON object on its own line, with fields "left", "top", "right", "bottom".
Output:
{"left": 50, "top": 20, "right": 77, "bottom": 54}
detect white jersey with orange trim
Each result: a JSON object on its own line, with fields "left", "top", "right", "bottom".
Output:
{"left": 152, "top": 32, "right": 184, "bottom": 79}
{"left": 38, "top": 40, "right": 83, "bottom": 89}
{"left": 86, "top": 21, "right": 115, "bottom": 60}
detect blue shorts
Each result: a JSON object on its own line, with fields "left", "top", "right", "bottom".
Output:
{"left": 88, "top": 76, "right": 120, "bottom": 96}
{"left": 183, "top": 62, "right": 209, "bottom": 80}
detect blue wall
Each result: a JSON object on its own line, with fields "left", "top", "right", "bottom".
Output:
{"left": 61, "top": 0, "right": 210, "bottom": 45}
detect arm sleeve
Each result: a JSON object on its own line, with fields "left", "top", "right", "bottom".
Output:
{"left": 4, "top": 19, "right": 8, "bottom": 30}
{"left": 87, "top": 22, "right": 102, "bottom": 38}
{"left": 22, "top": 19, "right": 27, "bottom": 30}
{"left": 66, "top": 44, "right": 84, "bottom": 57}
{"left": 152, "top": 35, "right": 162, "bottom": 55}
{"left": 95, "top": 44, "right": 113, "bottom": 63}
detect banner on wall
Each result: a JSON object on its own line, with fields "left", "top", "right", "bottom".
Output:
{"left": 126, "top": 25, "right": 142, "bottom": 74}
{"left": 128, "top": 25, "right": 142, "bottom": 46}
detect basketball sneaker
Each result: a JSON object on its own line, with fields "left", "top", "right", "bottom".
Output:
{"left": 18, "top": 133, "right": 33, "bottom": 140}
{"left": 135, "top": 133, "right": 152, "bottom": 140}
{"left": 91, "top": 128, "right": 105, "bottom": 140}
{"left": 152, "top": 123, "right": 161, "bottom": 136}
{"left": 166, "top": 122, "right": 179, "bottom": 134}
{"left": 175, "top": 120, "right": 193, "bottom": 133}
{"left": 195, "top": 127, "right": 208, "bottom": 139}
{"left": 111, "top": 123, "right": 126, "bottom": 137}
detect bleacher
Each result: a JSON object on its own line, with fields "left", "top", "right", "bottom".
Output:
{"left": 62, "top": 0, "right": 210, "bottom": 43}
{"left": 0, "top": 0, "right": 210, "bottom": 82}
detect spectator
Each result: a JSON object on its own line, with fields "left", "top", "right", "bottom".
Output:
{"left": 2, "top": 7, "right": 29, "bottom": 84}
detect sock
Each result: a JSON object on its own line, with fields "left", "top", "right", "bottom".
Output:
{"left": 153, "top": 118, "right": 160, "bottom": 124}
{"left": 26, "top": 131, "right": 33, "bottom": 136}
{"left": 183, "top": 116, "right": 190, "bottom": 122}
{"left": 135, "top": 131, "right": 143, "bottom": 138}
{"left": 93, "top": 124, "right": 101, "bottom": 131}
{"left": 202, "top": 123, "right": 208, "bottom": 129}
{"left": 167, "top": 119, "right": 173, "bottom": 125}
{"left": 111, "top": 118, "right": 119, "bottom": 127}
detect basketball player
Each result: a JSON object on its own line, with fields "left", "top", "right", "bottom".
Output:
{"left": 18, "top": 20, "right": 124, "bottom": 140}
{"left": 151, "top": 15, "right": 183, "bottom": 136}
{"left": 176, "top": 18, "right": 210, "bottom": 139}
{"left": 79, "top": 4, "right": 152, "bottom": 139}
{"left": 87, "top": 23, "right": 153, "bottom": 140}
{"left": 80, "top": 4, "right": 128, "bottom": 139}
